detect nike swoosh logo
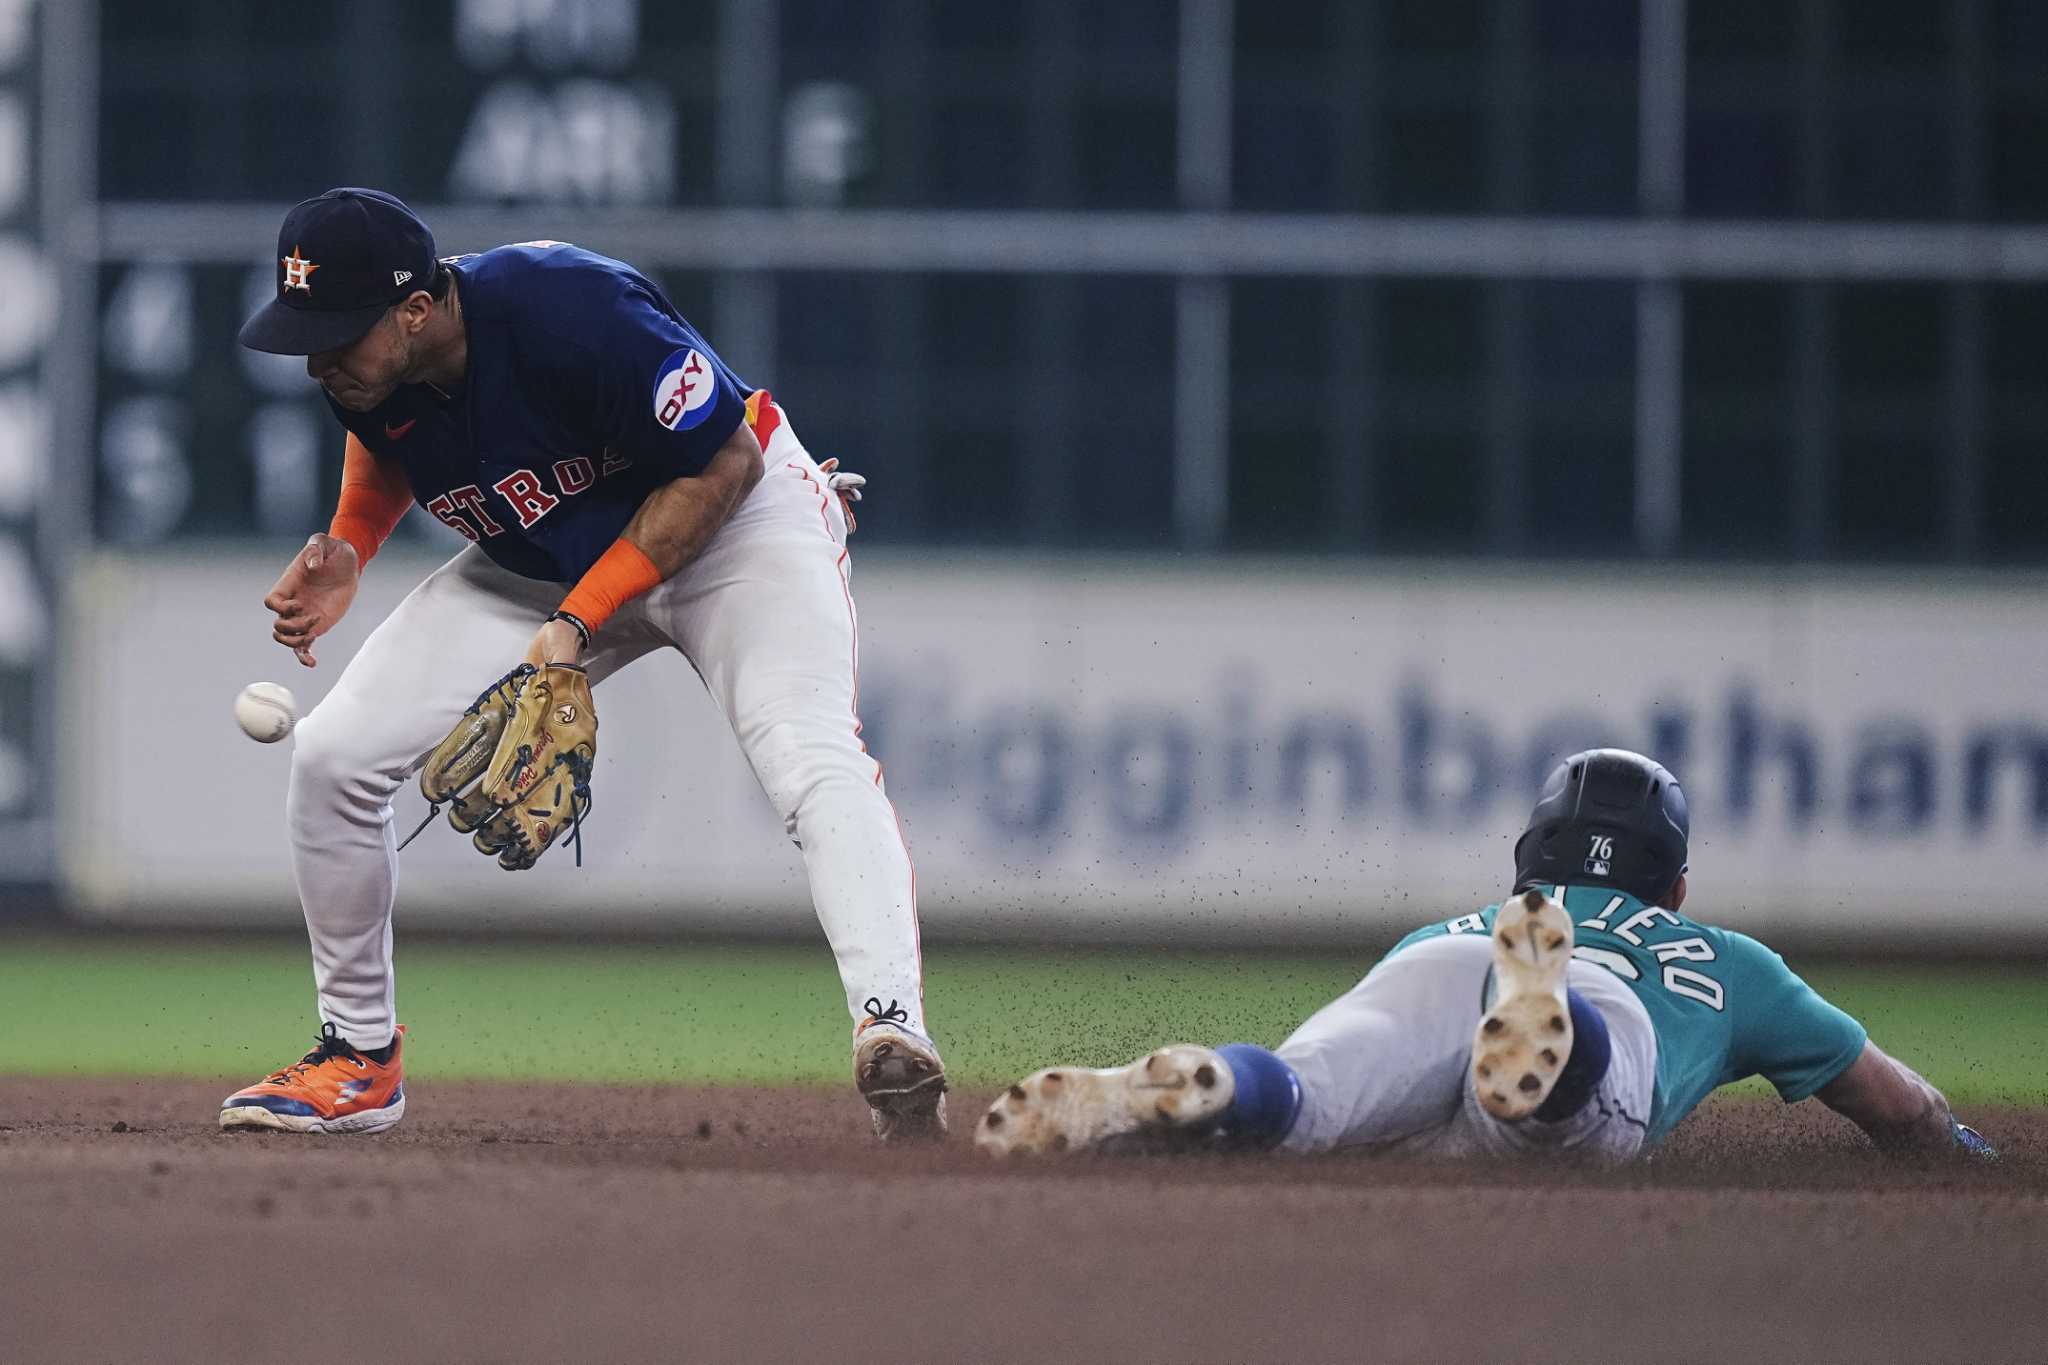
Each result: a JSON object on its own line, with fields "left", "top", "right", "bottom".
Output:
{"left": 384, "top": 419, "right": 417, "bottom": 440}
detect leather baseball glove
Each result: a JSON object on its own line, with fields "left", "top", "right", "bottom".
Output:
{"left": 403, "top": 663, "right": 598, "bottom": 870}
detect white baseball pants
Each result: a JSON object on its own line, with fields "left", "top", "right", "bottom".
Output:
{"left": 286, "top": 413, "right": 923, "bottom": 1050}
{"left": 1274, "top": 934, "right": 1657, "bottom": 1160}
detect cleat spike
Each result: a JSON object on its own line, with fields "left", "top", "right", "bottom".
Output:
{"left": 971, "top": 1046, "right": 1236, "bottom": 1158}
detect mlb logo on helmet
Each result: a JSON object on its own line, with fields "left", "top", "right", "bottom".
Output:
{"left": 653, "top": 348, "right": 717, "bottom": 431}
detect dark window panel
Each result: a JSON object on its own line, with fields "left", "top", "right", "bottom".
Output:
{"left": 101, "top": 98, "right": 207, "bottom": 197}
{"left": 1075, "top": 376, "right": 1176, "bottom": 546}
{"left": 1385, "top": 0, "right": 1485, "bottom": 56}
{"left": 924, "top": 426, "right": 1022, "bottom": 545}
{"left": 1383, "top": 107, "right": 1485, "bottom": 211}
{"left": 776, "top": 272, "right": 882, "bottom": 367}
{"left": 1686, "top": 283, "right": 1794, "bottom": 385}
{"left": 190, "top": 0, "right": 349, "bottom": 42}
{"left": 101, "top": 5, "right": 223, "bottom": 39}
{"left": 1531, "top": 99, "right": 1638, "bottom": 214}
{"left": 1529, "top": 427, "right": 1634, "bottom": 546}
{"left": 1992, "top": 0, "right": 2048, "bottom": 61}
{"left": 1235, "top": 0, "right": 1335, "bottom": 56}
{"left": 1833, "top": 431, "right": 1942, "bottom": 557}
{"left": 930, "top": 5, "right": 1026, "bottom": 52}
{"left": 1989, "top": 102, "right": 2048, "bottom": 220}
{"left": 1228, "top": 428, "right": 1326, "bottom": 549}
{"left": 1522, "top": 283, "right": 1635, "bottom": 547}
{"left": 1233, "top": 279, "right": 1330, "bottom": 380}
{"left": 778, "top": 0, "right": 883, "bottom": 60}
{"left": 1681, "top": 394, "right": 1795, "bottom": 558}
{"left": 1983, "top": 436, "right": 2048, "bottom": 559}
{"left": 1083, "top": 0, "right": 1178, "bottom": 58}
{"left": 1381, "top": 431, "right": 1484, "bottom": 549}
{"left": 1537, "top": 0, "right": 1638, "bottom": 61}
{"left": 1230, "top": 280, "right": 1336, "bottom": 549}
{"left": 1529, "top": 281, "right": 1636, "bottom": 383}
{"left": 1985, "top": 285, "right": 2048, "bottom": 397}
{"left": 1686, "top": 105, "right": 1798, "bottom": 216}
{"left": 929, "top": 276, "right": 1024, "bottom": 369}
{"left": 1233, "top": 96, "right": 1338, "bottom": 211}
{"left": 1838, "top": 0, "right": 1951, "bottom": 64}
{"left": 930, "top": 99, "right": 1029, "bottom": 207}
{"left": 1689, "top": 0, "right": 1797, "bottom": 60}
{"left": 1835, "top": 285, "right": 1944, "bottom": 391}
{"left": 1077, "top": 99, "right": 1176, "bottom": 209}
{"left": 1384, "top": 279, "right": 1484, "bottom": 385}
{"left": 1982, "top": 283, "right": 2048, "bottom": 559}
{"left": 1833, "top": 103, "right": 1952, "bottom": 220}
{"left": 1378, "top": 280, "right": 1484, "bottom": 549}
{"left": 1681, "top": 284, "right": 1795, "bottom": 558}
{"left": 1075, "top": 279, "right": 1175, "bottom": 545}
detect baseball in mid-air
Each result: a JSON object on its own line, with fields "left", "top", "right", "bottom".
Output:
{"left": 234, "top": 682, "right": 298, "bottom": 743}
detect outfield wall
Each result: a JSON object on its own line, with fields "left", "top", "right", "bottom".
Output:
{"left": 59, "top": 550, "right": 2048, "bottom": 948}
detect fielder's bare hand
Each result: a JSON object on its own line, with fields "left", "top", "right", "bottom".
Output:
{"left": 264, "top": 533, "right": 360, "bottom": 668}
{"left": 522, "top": 616, "right": 586, "bottom": 669}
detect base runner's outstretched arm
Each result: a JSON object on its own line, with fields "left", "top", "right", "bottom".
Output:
{"left": 1815, "top": 1041, "right": 1993, "bottom": 1157}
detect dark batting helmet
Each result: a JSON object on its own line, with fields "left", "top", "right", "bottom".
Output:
{"left": 1512, "top": 749, "right": 1689, "bottom": 907}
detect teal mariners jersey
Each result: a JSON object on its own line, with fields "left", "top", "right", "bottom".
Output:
{"left": 1390, "top": 885, "right": 1868, "bottom": 1146}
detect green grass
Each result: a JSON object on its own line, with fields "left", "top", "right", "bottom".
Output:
{"left": 0, "top": 933, "right": 2042, "bottom": 1102}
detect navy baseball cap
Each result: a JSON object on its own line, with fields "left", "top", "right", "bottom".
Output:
{"left": 238, "top": 188, "right": 439, "bottom": 356}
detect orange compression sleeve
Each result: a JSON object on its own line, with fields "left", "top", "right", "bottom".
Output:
{"left": 556, "top": 537, "right": 664, "bottom": 635}
{"left": 328, "top": 433, "right": 414, "bottom": 566}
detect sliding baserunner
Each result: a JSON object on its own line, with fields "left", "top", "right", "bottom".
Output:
{"left": 976, "top": 749, "right": 1995, "bottom": 1163}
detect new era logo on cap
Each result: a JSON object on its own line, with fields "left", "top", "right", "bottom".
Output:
{"left": 394, "top": 270, "right": 413, "bottom": 287}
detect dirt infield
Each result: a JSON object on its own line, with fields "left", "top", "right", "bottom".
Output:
{"left": 3, "top": 1078, "right": 2044, "bottom": 1364}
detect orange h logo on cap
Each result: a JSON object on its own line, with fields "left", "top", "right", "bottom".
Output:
{"left": 281, "top": 246, "right": 319, "bottom": 294}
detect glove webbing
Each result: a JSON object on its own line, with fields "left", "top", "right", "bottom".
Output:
{"left": 396, "top": 665, "right": 597, "bottom": 866}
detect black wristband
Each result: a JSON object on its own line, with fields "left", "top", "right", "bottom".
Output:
{"left": 548, "top": 610, "right": 592, "bottom": 651}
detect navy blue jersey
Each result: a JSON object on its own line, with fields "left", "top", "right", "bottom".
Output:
{"left": 325, "top": 242, "right": 751, "bottom": 582}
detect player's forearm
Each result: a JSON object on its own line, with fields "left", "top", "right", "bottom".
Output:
{"left": 329, "top": 433, "right": 414, "bottom": 568}
{"left": 1853, "top": 1078, "right": 1955, "bottom": 1155}
{"left": 620, "top": 427, "right": 764, "bottom": 578}
{"left": 551, "top": 425, "right": 764, "bottom": 644}
{"left": 1817, "top": 1043, "right": 1957, "bottom": 1155}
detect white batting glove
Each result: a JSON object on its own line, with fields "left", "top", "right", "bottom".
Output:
{"left": 817, "top": 457, "right": 866, "bottom": 533}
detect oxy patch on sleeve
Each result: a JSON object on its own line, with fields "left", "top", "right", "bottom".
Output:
{"left": 652, "top": 348, "right": 717, "bottom": 431}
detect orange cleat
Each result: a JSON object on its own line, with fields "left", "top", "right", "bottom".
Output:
{"left": 219, "top": 1023, "right": 407, "bottom": 1135}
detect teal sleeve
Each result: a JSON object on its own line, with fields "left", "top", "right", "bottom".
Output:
{"left": 1723, "top": 932, "right": 1868, "bottom": 1102}
{"left": 1383, "top": 906, "right": 1497, "bottom": 965}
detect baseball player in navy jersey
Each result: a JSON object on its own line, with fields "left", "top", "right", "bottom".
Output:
{"left": 220, "top": 188, "right": 944, "bottom": 1140}
{"left": 977, "top": 750, "right": 1997, "bottom": 1163}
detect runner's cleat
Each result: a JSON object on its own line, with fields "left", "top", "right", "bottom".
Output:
{"left": 219, "top": 1023, "right": 407, "bottom": 1135}
{"left": 854, "top": 1002, "right": 947, "bottom": 1142}
{"left": 1473, "top": 889, "right": 1576, "bottom": 1121}
{"left": 975, "top": 1044, "right": 1236, "bottom": 1157}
